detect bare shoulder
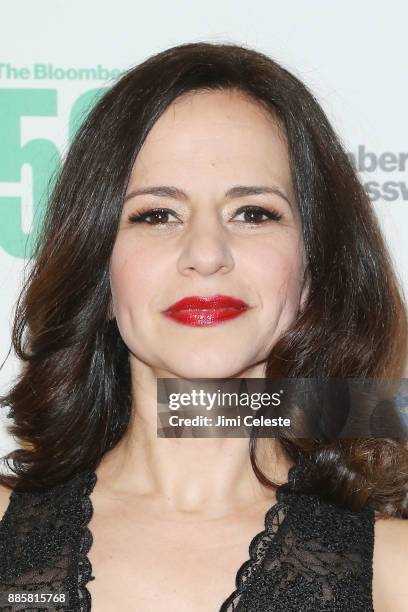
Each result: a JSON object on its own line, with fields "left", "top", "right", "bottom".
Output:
{"left": 0, "top": 481, "right": 13, "bottom": 522}
{"left": 372, "top": 514, "right": 408, "bottom": 612}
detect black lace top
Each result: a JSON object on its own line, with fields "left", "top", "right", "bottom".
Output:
{"left": 0, "top": 464, "right": 375, "bottom": 611}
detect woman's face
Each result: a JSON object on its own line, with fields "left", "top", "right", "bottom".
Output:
{"left": 110, "top": 89, "right": 308, "bottom": 379}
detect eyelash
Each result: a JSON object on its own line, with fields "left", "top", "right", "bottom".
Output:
{"left": 127, "top": 205, "right": 282, "bottom": 226}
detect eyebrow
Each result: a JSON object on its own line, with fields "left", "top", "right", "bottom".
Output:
{"left": 124, "top": 185, "right": 292, "bottom": 207}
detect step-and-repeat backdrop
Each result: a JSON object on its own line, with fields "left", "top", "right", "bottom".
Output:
{"left": 1, "top": 1, "right": 407, "bottom": 453}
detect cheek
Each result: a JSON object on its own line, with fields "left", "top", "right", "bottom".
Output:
{"left": 109, "top": 238, "right": 163, "bottom": 316}
{"left": 244, "top": 236, "right": 304, "bottom": 305}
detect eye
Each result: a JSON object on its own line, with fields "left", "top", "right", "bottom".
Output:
{"left": 127, "top": 208, "right": 180, "bottom": 225}
{"left": 233, "top": 205, "right": 282, "bottom": 224}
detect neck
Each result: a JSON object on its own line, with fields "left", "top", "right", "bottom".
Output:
{"left": 95, "top": 357, "right": 292, "bottom": 517}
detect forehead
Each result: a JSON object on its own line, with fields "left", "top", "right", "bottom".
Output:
{"left": 127, "top": 89, "right": 293, "bottom": 197}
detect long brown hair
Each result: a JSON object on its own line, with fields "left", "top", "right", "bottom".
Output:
{"left": 1, "top": 41, "right": 407, "bottom": 516}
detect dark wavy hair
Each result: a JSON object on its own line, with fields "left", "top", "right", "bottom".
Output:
{"left": 1, "top": 41, "right": 407, "bottom": 517}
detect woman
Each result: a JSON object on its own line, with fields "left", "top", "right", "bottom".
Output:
{"left": 0, "top": 41, "right": 407, "bottom": 611}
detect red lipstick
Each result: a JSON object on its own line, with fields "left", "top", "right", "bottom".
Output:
{"left": 162, "top": 294, "right": 250, "bottom": 327}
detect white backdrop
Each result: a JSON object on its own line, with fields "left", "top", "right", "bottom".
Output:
{"left": 1, "top": 0, "right": 407, "bottom": 456}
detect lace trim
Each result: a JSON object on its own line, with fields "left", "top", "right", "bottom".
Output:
{"left": 77, "top": 470, "right": 97, "bottom": 612}
{"left": 78, "top": 464, "right": 300, "bottom": 612}
{"left": 219, "top": 463, "right": 301, "bottom": 612}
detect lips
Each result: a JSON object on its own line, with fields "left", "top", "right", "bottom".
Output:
{"left": 162, "top": 294, "right": 250, "bottom": 327}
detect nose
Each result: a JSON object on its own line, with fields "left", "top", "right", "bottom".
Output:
{"left": 177, "top": 213, "right": 235, "bottom": 277}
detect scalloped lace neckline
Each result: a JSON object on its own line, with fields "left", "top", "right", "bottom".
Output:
{"left": 79, "top": 463, "right": 301, "bottom": 611}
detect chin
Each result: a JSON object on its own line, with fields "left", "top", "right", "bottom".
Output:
{"left": 160, "top": 357, "right": 257, "bottom": 380}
